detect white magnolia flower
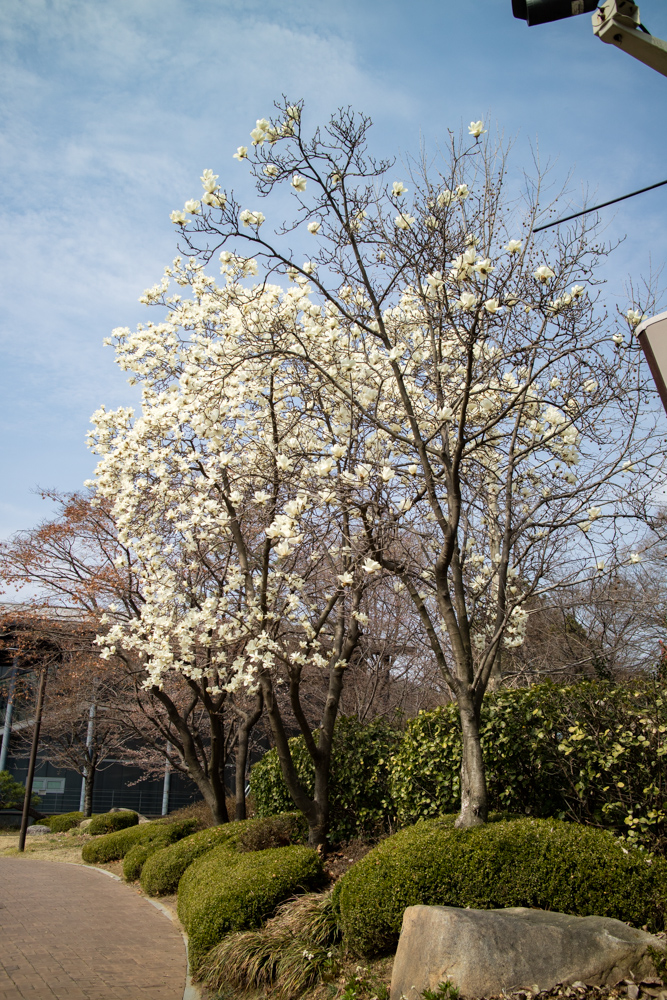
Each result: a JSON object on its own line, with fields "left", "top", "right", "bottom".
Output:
{"left": 549, "top": 376, "right": 561, "bottom": 388}
{"left": 275, "top": 454, "right": 293, "bottom": 471}
{"left": 588, "top": 507, "right": 601, "bottom": 520}
{"left": 381, "top": 466, "right": 395, "bottom": 482}
{"left": 275, "top": 539, "right": 291, "bottom": 557}
{"left": 571, "top": 285, "right": 585, "bottom": 298}
{"left": 612, "top": 332, "right": 624, "bottom": 345}
{"left": 184, "top": 199, "right": 201, "bottom": 215}
{"left": 392, "top": 181, "right": 408, "bottom": 197}
{"left": 233, "top": 146, "right": 248, "bottom": 161}
{"left": 330, "top": 443, "right": 346, "bottom": 459}
{"left": 437, "top": 405, "right": 454, "bottom": 421}
{"left": 596, "top": 559, "right": 605, "bottom": 572}
{"left": 425, "top": 215, "right": 438, "bottom": 230}
{"left": 362, "top": 558, "right": 381, "bottom": 574}
{"left": 239, "top": 209, "right": 265, "bottom": 228}
{"left": 473, "top": 258, "right": 494, "bottom": 278}
{"left": 302, "top": 260, "right": 316, "bottom": 275}
{"left": 533, "top": 265, "right": 555, "bottom": 283}
{"left": 437, "top": 189, "right": 453, "bottom": 207}
{"left": 484, "top": 298, "right": 500, "bottom": 314}
{"left": 307, "top": 221, "right": 321, "bottom": 234}
{"left": 407, "top": 464, "right": 418, "bottom": 476}
{"left": 505, "top": 240, "right": 522, "bottom": 254}
{"left": 583, "top": 378, "right": 598, "bottom": 394}
{"left": 263, "top": 164, "right": 279, "bottom": 177}
{"left": 291, "top": 174, "right": 307, "bottom": 192}
{"left": 626, "top": 308, "right": 645, "bottom": 328}
{"left": 395, "top": 213, "right": 415, "bottom": 230}
{"left": 629, "top": 552, "right": 642, "bottom": 564}
{"left": 202, "top": 191, "right": 226, "bottom": 208}
{"left": 457, "top": 292, "right": 478, "bottom": 312}
{"left": 468, "top": 120, "right": 486, "bottom": 138}
{"left": 337, "top": 571, "right": 354, "bottom": 587}
{"left": 200, "top": 169, "right": 219, "bottom": 192}
{"left": 456, "top": 184, "right": 469, "bottom": 199}
{"left": 170, "top": 210, "right": 187, "bottom": 226}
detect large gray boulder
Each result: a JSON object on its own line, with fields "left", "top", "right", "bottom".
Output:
{"left": 390, "top": 906, "right": 665, "bottom": 1000}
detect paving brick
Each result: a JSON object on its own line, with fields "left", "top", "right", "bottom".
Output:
{"left": 0, "top": 858, "right": 186, "bottom": 1000}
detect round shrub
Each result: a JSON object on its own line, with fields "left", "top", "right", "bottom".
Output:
{"left": 88, "top": 810, "right": 138, "bottom": 835}
{"left": 178, "top": 844, "right": 324, "bottom": 971}
{"left": 120, "top": 818, "right": 199, "bottom": 881}
{"left": 333, "top": 817, "right": 667, "bottom": 956}
{"left": 251, "top": 715, "right": 400, "bottom": 842}
{"left": 47, "top": 811, "right": 84, "bottom": 833}
{"left": 140, "top": 812, "right": 307, "bottom": 897}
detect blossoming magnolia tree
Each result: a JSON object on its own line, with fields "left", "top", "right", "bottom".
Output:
{"left": 165, "top": 101, "right": 664, "bottom": 827}
{"left": 88, "top": 264, "right": 403, "bottom": 844}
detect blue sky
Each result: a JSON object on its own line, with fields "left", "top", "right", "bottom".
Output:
{"left": 2, "top": 0, "right": 667, "bottom": 538}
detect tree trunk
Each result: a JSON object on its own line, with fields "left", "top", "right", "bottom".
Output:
{"left": 455, "top": 692, "right": 487, "bottom": 827}
{"left": 235, "top": 723, "right": 250, "bottom": 821}
{"left": 83, "top": 764, "right": 95, "bottom": 818}
{"left": 234, "top": 692, "right": 263, "bottom": 821}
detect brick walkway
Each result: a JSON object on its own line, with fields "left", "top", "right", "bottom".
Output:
{"left": 0, "top": 857, "right": 188, "bottom": 1000}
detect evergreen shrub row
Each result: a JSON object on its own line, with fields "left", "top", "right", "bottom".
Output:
{"left": 82, "top": 817, "right": 196, "bottom": 863}
{"left": 88, "top": 810, "right": 138, "bottom": 835}
{"left": 140, "top": 812, "right": 307, "bottom": 896}
{"left": 333, "top": 817, "right": 667, "bottom": 956}
{"left": 47, "top": 811, "right": 84, "bottom": 832}
{"left": 121, "top": 818, "right": 200, "bottom": 881}
{"left": 177, "top": 843, "right": 324, "bottom": 971}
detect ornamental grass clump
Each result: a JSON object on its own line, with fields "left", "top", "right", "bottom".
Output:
{"left": 199, "top": 890, "right": 341, "bottom": 998}
{"left": 87, "top": 810, "right": 138, "bottom": 835}
{"left": 177, "top": 843, "right": 324, "bottom": 972}
{"left": 139, "top": 812, "right": 306, "bottom": 897}
{"left": 333, "top": 817, "right": 667, "bottom": 956}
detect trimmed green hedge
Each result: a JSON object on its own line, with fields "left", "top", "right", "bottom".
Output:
{"left": 250, "top": 716, "right": 400, "bottom": 842}
{"left": 88, "top": 810, "right": 138, "bottom": 835}
{"left": 121, "top": 819, "right": 200, "bottom": 881}
{"left": 82, "top": 821, "right": 166, "bottom": 863}
{"left": 140, "top": 812, "right": 307, "bottom": 897}
{"left": 333, "top": 817, "right": 667, "bottom": 956}
{"left": 46, "top": 811, "right": 84, "bottom": 833}
{"left": 178, "top": 844, "right": 324, "bottom": 971}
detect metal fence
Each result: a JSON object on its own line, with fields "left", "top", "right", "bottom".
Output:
{"left": 35, "top": 787, "right": 200, "bottom": 817}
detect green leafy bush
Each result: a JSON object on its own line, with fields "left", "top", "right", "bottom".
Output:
{"left": 178, "top": 844, "right": 324, "bottom": 971}
{"left": 46, "top": 811, "right": 84, "bottom": 832}
{"left": 140, "top": 812, "right": 307, "bottom": 897}
{"left": 0, "top": 770, "right": 39, "bottom": 809}
{"left": 251, "top": 716, "right": 401, "bottom": 842}
{"left": 391, "top": 679, "right": 667, "bottom": 850}
{"left": 333, "top": 817, "right": 667, "bottom": 956}
{"left": 82, "top": 820, "right": 166, "bottom": 863}
{"left": 121, "top": 818, "right": 200, "bottom": 881}
{"left": 88, "top": 810, "right": 138, "bottom": 835}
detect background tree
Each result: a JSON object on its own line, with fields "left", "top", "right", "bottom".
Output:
{"left": 25, "top": 649, "right": 127, "bottom": 817}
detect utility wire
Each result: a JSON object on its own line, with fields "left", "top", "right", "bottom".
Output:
{"left": 533, "top": 178, "right": 667, "bottom": 233}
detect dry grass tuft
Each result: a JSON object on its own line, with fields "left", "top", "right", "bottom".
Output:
{"left": 200, "top": 890, "right": 341, "bottom": 997}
